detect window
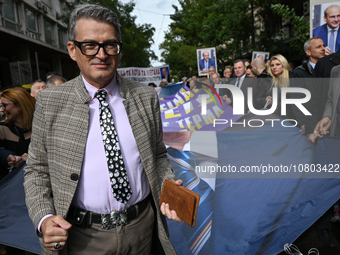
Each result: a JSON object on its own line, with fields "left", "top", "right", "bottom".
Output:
{"left": 42, "top": 0, "right": 50, "bottom": 7}
{"left": 2, "top": 0, "right": 20, "bottom": 31}
{"left": 26, "top": 9, "right": 38, "bottom": 33}
{"left": 54, "top": 0, "right": 61, "bottom": 14}
{"left": 58, "top": 26, "right": 67, "bottom": 50}
{"left": 44, "top": 19, "right": 53, "bottom": 45}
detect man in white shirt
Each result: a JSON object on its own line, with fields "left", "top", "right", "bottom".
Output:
{"left": 226, "top": 60, "right": 255, "bottom": 113}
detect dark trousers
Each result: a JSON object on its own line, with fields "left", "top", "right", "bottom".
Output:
{"left": 67, "top": 201, "right": 154, "bottom": 255}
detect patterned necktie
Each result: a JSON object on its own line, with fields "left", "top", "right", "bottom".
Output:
{"left": 330, "top": 30, "right": 335, "bottom": 53}
{"left": 95, "top": 89, "right": 132, "bottom": 204}
{"left": 167, "top": 147, "right": 214, "bottom": 255}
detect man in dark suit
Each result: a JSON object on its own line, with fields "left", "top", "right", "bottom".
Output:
{"left": 161, "top": 68, "right": 171, "bottom": 83}
{"left": 221, "top": 59, "right": 254, "bottom": 113}
{"left": 313, "top": 5, "right": 340, "bottom": 54}
{"left": 199, "top": 51, "right": 216, "bottom": 74}
{"left": 24, "top": 4, "right": 181, "bottom": 255}
{"left": 231, "top": 59, "right": 255, "bottom": 113}
{"left": 291, "top": 37, "right": 325, "bottom": 133}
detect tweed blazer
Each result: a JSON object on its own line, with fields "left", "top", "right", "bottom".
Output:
{"left": 24, "top": 74, "right": 177, "bottom": 255}
{"left": 323, "top": 65, "right": 340, "bottom": 136}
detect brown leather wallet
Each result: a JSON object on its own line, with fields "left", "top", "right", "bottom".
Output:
{"left": 159, "top": 179, "right": 200, "bottom": 227}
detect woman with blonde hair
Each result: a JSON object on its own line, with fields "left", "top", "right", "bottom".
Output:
{"left": 0, "top": 87, "right": 35, "bottom": 176}
{"left": 267, "top": 54, "right": 291, "bottom": 90}
{"left": 256, "top": 54, "right": 293, "bottom": 117}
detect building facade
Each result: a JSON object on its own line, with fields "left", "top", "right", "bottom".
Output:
{"left": 0, "top": 0, "right": 78, "bottom": 89}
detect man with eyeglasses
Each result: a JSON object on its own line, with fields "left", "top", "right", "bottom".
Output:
{"left": 313, "top": 5, "right": 340, "bottom": 55}
{"left": 24, "top": 4, "right": 181, "bottom": 255}
{"left": 221, "top": 68, "right": 232, "bottom": 83}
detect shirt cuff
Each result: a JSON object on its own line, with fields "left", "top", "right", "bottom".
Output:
{"left": 38, "top": 214, "right": 54, "bottom": 233}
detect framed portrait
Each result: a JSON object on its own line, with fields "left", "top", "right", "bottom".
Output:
{"left": 252, "top": 51, "right": 270, "bottom": 61}
{"left": 197, "top": 47, "right": 217, "bottom": 76}
{"left": 310, "top": 0, "right": 340, "bottom": 53}
{"left": 160, "top": 66, "right": 171, "bottom": 83}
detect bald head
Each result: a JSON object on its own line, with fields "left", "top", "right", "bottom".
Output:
{"left": 251, "top": 58, "right": 266, "bottom": 76}
{"left": 253, "top": 58, "right": 266, "bottom": 68}
{"left": 203, "top": 51, "right": 210, "bottom": 61}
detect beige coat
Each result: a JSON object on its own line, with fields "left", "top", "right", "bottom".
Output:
{"left": 323, "top": 65, "right": 340, "bottom": 136}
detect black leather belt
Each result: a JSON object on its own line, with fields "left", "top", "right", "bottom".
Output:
{"left": 68, "top": 194, "right": 150, "bottom": 229}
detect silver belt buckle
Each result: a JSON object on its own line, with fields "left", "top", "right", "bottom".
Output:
{"left": 101, "top": 209, "right": 128, "bottom": 229}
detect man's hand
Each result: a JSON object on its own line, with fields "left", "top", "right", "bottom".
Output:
{"left": 160, "top": 179, "right": 183, "bottom": 223}
{"left": 265, "top": 96, "right": 272, "bottom": 105}
{"left": 41, "top": 216, "right": 72, "bottom": 251}
{"left": 307, "top": 117, "right": 331, "bottom": 144}
{"left": 307, "top": 133, "right": 319, "bottom": 144}
{"left": 317, "top": 117, "right": 332, "bottom": 135}
{"left": 222, "top": 94, "right": 231, "bottom": 105}
{"left": 325, "top": 46, "right": 333, "bottom": 55}
{"left": 300, "top": 125, "right": 305, "bottom": 135}
{"left": 7, "top": 154, "right": 26, "bottom": 168}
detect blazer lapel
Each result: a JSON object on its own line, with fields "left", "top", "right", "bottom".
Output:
{"left": 116, "top": 74, "right": 154, "bottom": 178}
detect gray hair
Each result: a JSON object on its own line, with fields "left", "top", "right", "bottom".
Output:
{"left": 211, "top": 72, "right": 220, "bottom": 78}
{"left": 46, "top": 75, "right": 67, "bottom": 87}
{"left": 69, "top": 4, "right": 122, "bottom": 41}
{"left": 304, "top": 36, "right": 321, "bottom": 52}
{"left": 31, "top": 79, "right": 45, "bottom": 93}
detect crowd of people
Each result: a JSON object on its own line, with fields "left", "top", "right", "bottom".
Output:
{"left": 184, "top": 36, "right": 329, "bottom": 141}
{"left": 0, "top": 72, "right": 67, "bottom": 180}
{"left": 0, "top": 72, "right": 66, "bottom": 254}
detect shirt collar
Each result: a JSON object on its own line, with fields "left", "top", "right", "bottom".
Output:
{"left": 82, "top": 75, "right": 118, "bottom": 101}
{"left": 238, "top": 74, "right": 246, "bottom": 79}
{"left": 327, "top": 25, "right": 339, "bottom": 32}
{"left": 309, "top": 61, "right": 316, "bottom": 69}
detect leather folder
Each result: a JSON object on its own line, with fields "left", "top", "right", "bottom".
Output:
{"left": 159, "top": 179, "right": 200, "bottom": 227}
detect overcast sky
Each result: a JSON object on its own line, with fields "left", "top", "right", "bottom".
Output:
{"left": 119, "top": 0, "right": 180, "bottom": 67}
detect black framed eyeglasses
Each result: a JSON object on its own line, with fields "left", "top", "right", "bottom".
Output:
{"left": 73, "top": 40, "right": 122, "bottom": 56}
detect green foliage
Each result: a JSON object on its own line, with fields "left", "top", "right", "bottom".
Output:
{"left": 160, "top": 0, "right": 307, "bottom": 75}
{"left": 271, "top": 4, "right": 310, "bottom": 55}
{"left": 61, "top": 0, "right": 157, "bottom": 67}
{"left": 161, "top": 0, "right": 281, "bottom": 75}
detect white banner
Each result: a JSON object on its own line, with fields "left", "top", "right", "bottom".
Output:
{"left": 117, "top": 65, "right": 170, "bottom": 85}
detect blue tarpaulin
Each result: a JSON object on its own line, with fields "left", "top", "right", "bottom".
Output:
{"left": 0, "top": 82, "right": 339, "bottom": 254}
{"left": 166, "top": 128, "right": 340, "bottom": 255}
{"left": 0, "top": 164, "right": 40, "bottom": 254}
